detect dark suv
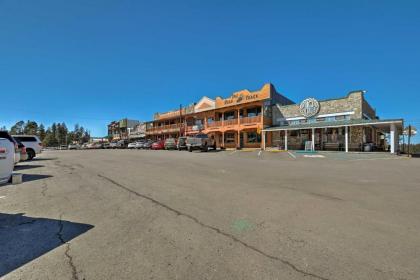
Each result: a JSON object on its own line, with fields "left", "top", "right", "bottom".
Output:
{"left": 177, "top": 137, "right": 187, "bottom": 151}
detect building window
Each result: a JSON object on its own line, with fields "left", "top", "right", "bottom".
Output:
{"left": 247, "top": 132, "right": 261, "bottom": 143}
{"left": 225, "top": 133, "right": 236, "bottom": 143}
{"left": 207, "top": 117, "right": 214, "bottom": 123}
{"left": 316, "top": 117, "right": 326, "bottom": 122}
{"left": 246, "top": 107, "right": 261, "bottom": 117}
{"left": 300, "top": 119, "right": 307, "bottom": 124}
{"left": 335, "top": 115, "right": 350, "bottom": 121}
{"left": 289, "top": 120, "right": 300, "bottom": 125}
{"left": 224, "top": 111, "right": 236, "bottom": 120}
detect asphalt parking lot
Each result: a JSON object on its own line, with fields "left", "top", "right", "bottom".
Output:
{"left": 1, "top": 149, "right": 420, "bottom": 280}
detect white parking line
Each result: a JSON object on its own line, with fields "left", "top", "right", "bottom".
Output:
{"left": 287, "top": 151, "right": 296, "bottom": 159}
{"left": 0, "top": 196, "right": 6, "bottom": 199}
{"left": 229, "top": 150, "right": 237, "bottom": 155}
{"left": 258, "top": 150, "right": 262, "bottom": 157}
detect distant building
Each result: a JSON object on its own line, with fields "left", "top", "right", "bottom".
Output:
{"left": 128, "top": 122, "right": 146, "bottom": 140}
{"left": 107, "top": 118, "right": 141, "bottom": 141}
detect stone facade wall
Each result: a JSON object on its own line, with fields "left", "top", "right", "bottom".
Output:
{"left": 362, "top": 97, "right": 376, "bottom": 119}
{"left": 350, "top": 126, "right": 363, "bottom": 144}
{"left": 272, "top": 91, "right": 366, "bottom": 124}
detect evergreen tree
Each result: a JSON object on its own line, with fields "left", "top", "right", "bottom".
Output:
{"left": 10, "top": 121, "right": 25, "bottom": 135}
{"left": 23, "top": 121, "right": 38, "bottom": 135}
{"left": 38, "top": 124, "right": 46, "bottom": 141}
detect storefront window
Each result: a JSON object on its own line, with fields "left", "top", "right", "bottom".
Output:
{"left": 225, "top": 133, "right": 235, "bottom": 143}
{"left": 247, "top": 132, "right": 261, "bottom": 143}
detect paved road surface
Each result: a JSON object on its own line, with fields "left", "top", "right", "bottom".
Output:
{"left": 1, "top": 150, "right": 420, "bottom": 280}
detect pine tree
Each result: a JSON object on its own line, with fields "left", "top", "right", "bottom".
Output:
{"left": 38, "top": 124, "right": 46, "bottom": 141}
{"left": 10, "top": 121, "right": 25, "bottom": 135}
{"left": 23, "top": 121, "right": 38, "bottom": 135}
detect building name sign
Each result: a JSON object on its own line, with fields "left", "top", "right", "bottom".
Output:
{"left": 224, "top": 93, "right": 259, "bottom": 105}
{"left": 300, "top": 98, "right": 320, "bottom": 118}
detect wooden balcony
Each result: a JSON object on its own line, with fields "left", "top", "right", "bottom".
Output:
{"left": 240, "top": 115, "right": 261, "bottom": 125}
{"left": 207, "top": 120, "right": 223, "bottom": 128}
{"left": 146, "top": 123, "right": 183, "bottom": 134}
{"left": 223, "top": 119, "right": 238, "bottom": 126}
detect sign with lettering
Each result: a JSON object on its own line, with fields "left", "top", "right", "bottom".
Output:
{"left": 300, "top": 98, "right": 320, "bottom": 118}
{"left": 216, "top": 91, "right": 269, "bottom": 108}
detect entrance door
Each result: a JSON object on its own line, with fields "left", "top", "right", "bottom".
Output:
{"left": 239, "top": 132, "right": 244, "bottom": 148}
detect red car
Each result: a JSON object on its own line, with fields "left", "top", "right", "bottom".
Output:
{"left": 151, "top": 140, "right": 165, "bottom": 150}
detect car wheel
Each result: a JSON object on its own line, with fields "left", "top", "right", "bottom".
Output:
{"left": 188, "top": 146, "right": 193, "bottom": 152}
{"left": 27, "top": 149, "right": 35, "bottom": 160}
{"left": 202, "top": 145, "right": 208, "bottom": 152}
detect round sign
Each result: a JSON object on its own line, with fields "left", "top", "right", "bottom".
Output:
{"left": 300, "top": 98, "right": 320, "bottom": 118}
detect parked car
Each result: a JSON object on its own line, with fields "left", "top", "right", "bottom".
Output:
{"left": 86, "top": 143, "right": 96, "bottom": 149}
{"left": 186, "top": 134, "right": 215, "bottom": 152}
{"left": 177, "top": 137, "right": 187, "bottom": 151}
{"left": 109, "top": 142, "right": 118, "bottom": 149}
{"left": 135, "top": 141, "right": 145, "bottom": 149}
{"left": 102, "top": 143, "right": 110, "bottom": 149}
{"left": 116, "top": 140, "right": 127, "bottom": 149}
{"left": 12, "top": 135, "right": 42, "bottom": 160}
{"left": 142, "top": 140, "right": 153, "bottom": 149}
{"left": 94, "top": 143, "right": 104, "bottom": 149}
{"left": 151, "top": 140, "right": 165, "bottom": 150}
{"left": 1, "top": 131, "right": 20, "bottom": 164}
{"left": 127, "top": 142, "right": 137, "bottom": 149}
{"left": 164, "top": 138, "right": 177, "bottom": 150}
{"left": 0, "top": 138, "right": 14, "bottom": 185}
{"left": 15, "top": 139, "right": 28, "bottom": 161}
{"left": 68, "top": 143, "right": 79, "bottom": 150}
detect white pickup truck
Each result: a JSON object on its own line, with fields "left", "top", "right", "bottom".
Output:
{"left": 186, "top": 134, "right": 215, "bottom": 152}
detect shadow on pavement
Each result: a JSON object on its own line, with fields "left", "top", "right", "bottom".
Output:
{"left": 31, "top": 158, "right": 57, "bottom": 161}
{"left": 22, "top": 174, "right": 53, "bottom": 182}
{"left": 14, "top": 165, "right": 44, "bottom": 171}
{"left": 0, "top": 213, "right": 94, "bottom": 277}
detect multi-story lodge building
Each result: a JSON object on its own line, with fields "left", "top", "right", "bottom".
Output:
{"left": 145, "top": 83, "right": 294, "bottom": 149}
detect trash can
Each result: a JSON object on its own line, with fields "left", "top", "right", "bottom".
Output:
{"left": 364, "top": 143, "right": 372, "bottom": 152}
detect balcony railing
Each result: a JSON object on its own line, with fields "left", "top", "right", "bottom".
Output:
{"left": 240, "top": 115, "right": 261, "bottom": 124}
{"left": 146, "top": 123, "right": 183, "bottom": 133}
{"left": 223, "top": 119, "right": 238, "bottom": 126}
{"left": 146, "top": 116, "right": 263, "bottom": 134}
{"left": 207, "top": 120, "right": 223, "bottom": 128}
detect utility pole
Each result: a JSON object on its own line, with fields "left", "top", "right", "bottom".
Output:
{"left": 408, "top": 125, "right": 412, "bottom": 157}
{"left": 179, "top": 104, "right": 183, "bottom": 137}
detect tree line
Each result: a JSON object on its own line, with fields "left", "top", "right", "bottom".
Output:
{"left": 2, "top": 121, "right": 91, "bottom": 147}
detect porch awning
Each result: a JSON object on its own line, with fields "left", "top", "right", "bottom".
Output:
{"left": 262, "top": 118, "right": 404, "bottom": 133}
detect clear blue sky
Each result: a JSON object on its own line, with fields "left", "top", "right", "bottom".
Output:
{"left": 1, "top": 0, "right": 419, "bottom": 141}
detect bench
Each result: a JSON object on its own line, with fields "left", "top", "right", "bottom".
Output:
{"left": 323, "top": 143, "right": 341, "bottom": 151}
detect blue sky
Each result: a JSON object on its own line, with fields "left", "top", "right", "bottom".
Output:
{"left": 1, "top": 0, "right": 419, "bottom": 141}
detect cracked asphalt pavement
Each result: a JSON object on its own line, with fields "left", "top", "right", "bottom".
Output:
{"left": 1, "top": 149, "right": 420, "bottom": 280}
